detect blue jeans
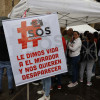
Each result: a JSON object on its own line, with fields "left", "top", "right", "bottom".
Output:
{"left": 42, "top": 77, "right": 51, "bottom": 96}
{"left": 68, "top": 57, "right": 72, "bottom": 75}
{"left": 80, "top": 60, "right": 94, "bottom": 82}
{"left": 0, "top": 61, "right": 13, "bottom": 90}
{"left": 70, "top": 55, "right": 80, "bottom": 83}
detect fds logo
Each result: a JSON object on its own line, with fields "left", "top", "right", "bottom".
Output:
{"left": 17, "top": 19, "right": 51, "bottom": 49}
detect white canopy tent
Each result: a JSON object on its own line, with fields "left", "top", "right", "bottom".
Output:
{"left": 67, "top": 24, "right": 97, "bottom": 33}
{"left": 8, "top": 0, "right": 100, "bottom": 27}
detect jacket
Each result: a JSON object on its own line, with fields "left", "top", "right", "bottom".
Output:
{"left": 68, "top": 38, "right": 82, "bottom": 57}
{"left": 0, "top": 33, "right": 10, "bottom": 61}
{"left": 80, "top": 41, "right": 96, "bottom": 61}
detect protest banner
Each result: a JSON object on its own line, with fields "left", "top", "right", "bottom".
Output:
{"left": 2, "top": 13, "right": 67, "bottom": 86}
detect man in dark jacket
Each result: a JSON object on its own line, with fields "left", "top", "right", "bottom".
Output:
{"left": 0, "top": 26, "right": 14, "bottom": 94}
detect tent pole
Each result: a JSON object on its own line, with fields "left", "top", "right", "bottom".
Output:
{"left": 27, "top": 84, "right": 29, "bottom": 100}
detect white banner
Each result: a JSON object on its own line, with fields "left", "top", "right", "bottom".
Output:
{"left": 3, "top": 13, "right": 67, "bottom": 86}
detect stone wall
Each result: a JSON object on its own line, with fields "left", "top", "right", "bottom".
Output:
{"left": 0, "top": 0, "right": 19, "bottom": 17}
{"left": 5, "top": 0, "right": 12, "bottom": 16}
{"left": 0, "top": 0, "right": 100, "bottom": 30}
{"left": 0, "top": 0, "right": 5, "bottom": 16}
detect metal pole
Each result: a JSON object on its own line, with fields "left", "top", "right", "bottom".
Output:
{"left": 27, "top": 84, "right": 29, "bottom": 100}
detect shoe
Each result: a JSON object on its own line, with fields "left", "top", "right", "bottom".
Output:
{"left": 38, "top": 94, "right": 50, "bottom": 100}
{"left": 96, "top": 75, "right": 100, "bottom": 79}
{"left": 9, "top": 89, "right": 14, "bottom": 95}
{"left": 50, "top": 86, "right": 53, "bottom": 91}
{"left": 57, "top": 85, "right": 61, "bottom": 89}
{"left": 68, "top": 83, "right": 75, "bottom": 88}
{"left": 32, "top": 82, "right": 39, "bottom": 85}
{"left": 74, "top": 82, "right": 78, "bottom": 86}
{"left": 44, "top": 95, "right": 50, "bottom": 100}
{"left": 37, "top": 90, "right": 45, "bottom": 94}
{"left": 79, "top": 79, "right": 83, "bottom": 83}
{"left": 87, "top": 82, "right": 92, "bottom": 86}
{"left": 68, "top": 82, "right": 78, "bottom": 88}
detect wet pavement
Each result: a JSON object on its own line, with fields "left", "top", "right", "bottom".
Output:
{"left": 0, "top": 73, "right": 100, "bottom": 100}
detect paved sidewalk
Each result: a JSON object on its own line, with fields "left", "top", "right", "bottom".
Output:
{"left": 0, "top": 74, "right": 100, "bottom": 100}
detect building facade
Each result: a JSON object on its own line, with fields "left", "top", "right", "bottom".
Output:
{"left": 0, "top": 0, "right": 19, "bottom": 17}
{"left": 0, "top": 0, "right": 100, "bottom": 30}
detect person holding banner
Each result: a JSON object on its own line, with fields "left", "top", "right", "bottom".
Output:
{"left": 37, "top": 77, "right": 51, "bottom": 100}
{"left": 67, "top": 31, "right": 82, "bottom": 88}
{"left": 0, "top": 26, "right": 14, "bottom": 94}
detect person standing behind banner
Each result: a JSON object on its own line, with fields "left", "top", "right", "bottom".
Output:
{"left": 37, "top": 35, "right": 66, "bottom": 100}
{"left": 37, "top": 77, "right": 51, "bottom": 100}
{"left": 67, "top": 31, "right": 82, "bottom": 88}
{"left": 80, "top": 33, "right": 97, "bottom": 86}
{"left": 62, "top": 36, "right": 67, "bottom": 52}
{"left": 0, "top": 26, "right": 14, "bottom": 94}
{"left": 50, "top": 36, "right": 67, "bottom": 90}
{"left": 63, "top": 29, "right": 73, "bottom": 77}
{"left": 92, "top": 32, "right": 98, "bottom": 77}
{"left": 64, "top": 28, "right": 73, "bottom": 43}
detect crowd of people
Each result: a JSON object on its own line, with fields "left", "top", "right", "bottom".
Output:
{"left": 36, "top": 28, "right": 100, "bottom": 100}
{"left": 63, "top": 29, "right": 100, "bottom": 85}
{"left": 0, "top": 26, "right": 100, "bottom": 100}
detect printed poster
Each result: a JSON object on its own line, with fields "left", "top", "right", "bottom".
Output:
{"left": 3, "top": 13, "right": 67, "bottom": 86}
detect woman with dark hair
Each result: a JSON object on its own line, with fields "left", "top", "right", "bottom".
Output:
{"left": 83, "top": 31, "right": 89, "bottom": 41}
{"left": 67, "top": 31, "right": 82, "bottom": 88}
{"left": 80, "top": 33, "right": 97, "bottom": 86}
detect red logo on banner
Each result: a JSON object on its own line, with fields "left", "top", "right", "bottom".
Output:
{"left": 17, "top": 19, "right": 42, "bottom": 49}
